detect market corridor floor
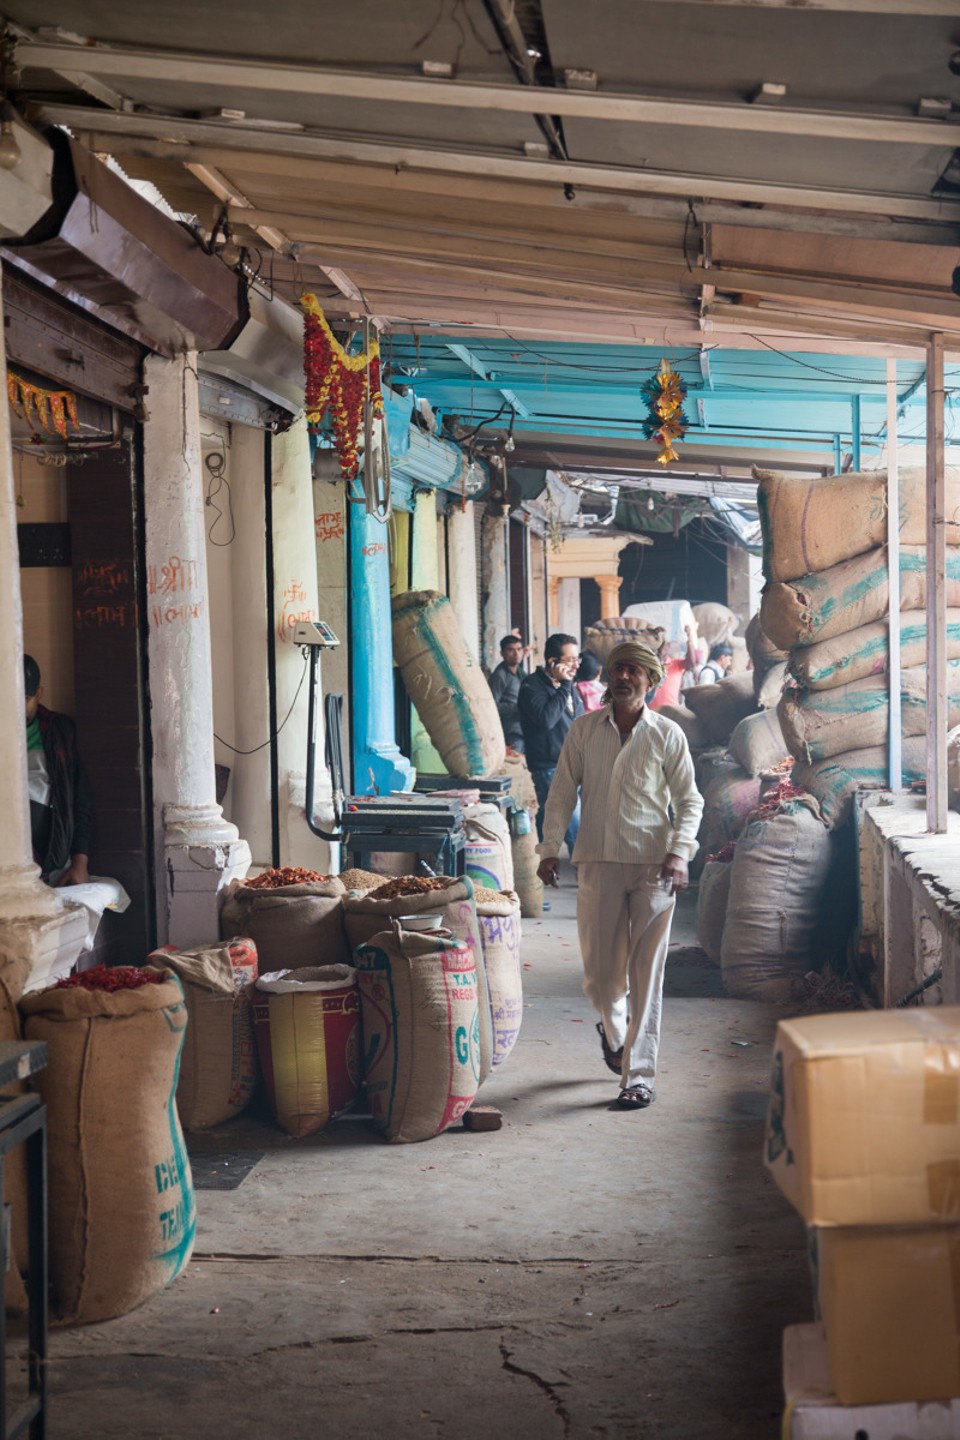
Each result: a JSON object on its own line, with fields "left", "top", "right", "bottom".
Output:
{"left": 41, "top": 868, "right": 810, "bottom": 1439}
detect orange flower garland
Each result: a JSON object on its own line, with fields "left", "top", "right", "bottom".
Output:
{"left": 301, "top": 295, "right": 384, "bottom": 481}
{"left": 8, "top": 371, "right": 79, "bottom": 440}
{"left": 641, "top": 360, "right": 689, "bottom": 466}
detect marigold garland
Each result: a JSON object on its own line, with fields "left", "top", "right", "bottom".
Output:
{"left": 641, "top": 359, "right": 688, "bottom": 466}
{"left": 7, "top": 371, "right": 79, "bottom": 440}
{"left": 301, "top": 294, "right": 384, "bottom": 481}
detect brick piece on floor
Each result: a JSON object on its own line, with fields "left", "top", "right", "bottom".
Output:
{"left": 463, "top": 1105, "right": 503, "bottom": 1132}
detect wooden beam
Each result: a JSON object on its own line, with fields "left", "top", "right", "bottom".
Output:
{"left": 926, "top": 332, "right": 948, "bottom": 832}
{"left": 23, "top": 41, "right": 960, "bottom": 146}
{"left": 32, "top": 103, "right": 960, "bottom": 223}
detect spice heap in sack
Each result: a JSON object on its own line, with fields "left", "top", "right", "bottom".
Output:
{"left": 245, "top": 866, "right": 332, "bottom": 889}
{"left": 356, "top": 926, "right": 480, "bottom": 1143}
{"left": 342, "top": 874, "right": 493, "bottom": 1085}
{"left": 21, "top": 966, "right": 196, "bottom": 1324}
{"left": 56, "top": 964, "right": 167, "bottom": 990}
{"left": 338, "top": 868, "right": 384, "bottom": 894}
{"left": 220, "top": 872, "right": 347, "bottom": 972}
{"left": 252, "top": 965, "right": 360, "bottom": 1136}
{"left": 148, "top": 940, "right": 259, "bottom": 1132}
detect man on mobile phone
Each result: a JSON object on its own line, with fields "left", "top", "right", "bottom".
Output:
{"left": 517, "top": 633, "right": 583, "bottom": 854}
{"left": 535, "top": 641, "right": 703, "bottom": 1111}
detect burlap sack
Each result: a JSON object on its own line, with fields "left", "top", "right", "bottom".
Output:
{"left": 501, "top": 752, "right": 543, "bottom": 919}
{"left": 779, "top": 667, "right": 960, "bottom": 764}
{"left": 684, "top": 672, "right": 757, "bottom": 745}
{"left": 790, "top": 610, "right": 960, "bottom": 691}
{"left": 149, "top": 940, "right": 259, "bottom": 1131}
{"left": 728, "top": 709, "right": 791, "bottom": 778}
{"left": 475, "top": 891, "right": 523, "bottom": 1067}
{"left": 0, "top": 948, "right": 31, "bottom": 1314}
{"left": 755, "top": 661, "right": 787, "bottom": 710}
{"left": 792, "top": 737, "right": 928, "bottom": 830}
{"left": 343, "top": 876, "right": 492, "bottom": 1085}
{"left": 356, "top": 928, "right": 480, "bottom": 1143}
{"left": 756, "top": 466, "right": 960, "bottom": 582}
{"left": 656, "top": 703, "right": 707, "bottom": 750}
{"left": 221, "top": 877, "right": 348, "bottom": 972}
{"left": 392, "top": 589, "right": 505, "bottom": 778}
{"left": 21, "top": 971, "right": 195, "bottom": 1324}
{"left": 692, "top": 602, "right": 737, "bottom": 647}
{"left": 746, "top": 612, "right": 788, "bottom": 672}
{"left": 721, "top": 803, "right": 832, "bottom": 1002}
{"left": 252, "top": 965, "right": 360, "bottom": 1137}
{"left": 583, "top": 617, "right": 665, "bottom": 666}
{"left": 695, "top": 861, "right": 732, "bottom": 967}
{"left": 701, "top": 765, "right": 763, "bottom": 850}
{"left": 463, "top": 803, "right": 515, "bottom": 891}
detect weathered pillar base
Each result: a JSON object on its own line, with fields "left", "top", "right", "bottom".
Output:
{"left": 163, "top": 837, "right": 251, "bottom": 951}
{"left": 0, "top": 864, "right": 90, "bottom": 993}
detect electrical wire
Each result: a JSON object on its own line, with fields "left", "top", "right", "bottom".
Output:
{"left": 214, "top": 651, "right": 308, "bottom": 755}
{"left": 204, "top": 449, "right": 236, "bottom": 546}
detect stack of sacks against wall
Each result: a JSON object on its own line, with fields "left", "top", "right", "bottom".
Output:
{"left": 755, "top": 466, "right": 960, "bottom": 829}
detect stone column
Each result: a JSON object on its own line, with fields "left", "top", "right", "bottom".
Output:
{"left": 410, "top": 491, "right": 444, "bottom": 775}
{"left": 558, "top": 577, "right": 582, "bottom": 643}
{"left": 481, "top": 513, "right": 510, "bottom": 671}
{"left": 314, "top": 472, "right": 350, "bottom": 778}
{"left": 349, "top": 496, "right": 415, "bottom": 795}
{"left": 0, "top": 272, "right": 86, "bottom": 986}
{"left": 144, "top": 352, "right": 249, "bottom": 946}
{"left": 548, "top": 575, "right": 561, "bottom": 628}
{"left": 596, "top": 575, "right": 624, "bottom": 620}
{"left": 446, "top": 502, "right": 480, "bottom": 662}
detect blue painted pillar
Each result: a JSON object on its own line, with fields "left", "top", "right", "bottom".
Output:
{"left": 851, "top": 396, "right": 862, "bottom": 472}
{"left": 349, "top": 487, "right": 415, "bottom": 796}
{"left": 833, "top": 434, "right": 842, "bottom": 475}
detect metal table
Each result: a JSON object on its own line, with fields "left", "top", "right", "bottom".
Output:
{"left": 341, "top": 795, "right": 466, "bottom": 876}
{"left": 0, "top": 1041, "right": 48, "bottom": 1440}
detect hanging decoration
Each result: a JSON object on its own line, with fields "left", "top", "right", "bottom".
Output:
{"left": 641, "top": 359, "right": 688, "bottom": 466}
{"left": 7, "top": 371, "right": 80, "bottom": 440}
{"left": 301, "top": 294, "right": 384, "bottom": 481}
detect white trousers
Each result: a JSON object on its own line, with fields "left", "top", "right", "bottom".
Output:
{"left": 576, "top": 861, "right": 676, "bottom": 1089}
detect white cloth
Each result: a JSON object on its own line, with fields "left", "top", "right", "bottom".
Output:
{"left": 58, "top": 877, "right": 132, "bottom": 952}
{"left": 27, "top": 748, "right": 51, "bottom": 808}
{"left": 577, "top": 861, "right": 676, "bottom": 1088}
{"left": 537, "top": 704, "right": 703, "bottom": 863}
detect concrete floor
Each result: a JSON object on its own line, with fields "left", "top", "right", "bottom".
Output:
{"left": 37, "top": 868, "right": 811, "bottom": 1438}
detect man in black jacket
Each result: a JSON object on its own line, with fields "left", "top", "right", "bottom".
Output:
{"left": 24, "top": 655, "right": 92, "bottom": 885}
{"left": 518, "top": 632, "right": 583, "bottom": 851}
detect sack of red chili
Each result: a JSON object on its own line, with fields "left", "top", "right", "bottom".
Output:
{"left": 55, "top": 964, "right": 167, "bottom": 992}
{"left": 221, "top": 873, "right": 349, "bottom": 973}
{"left": 21, "top": 969, "right": 195, "bottom": 1324}
{"left": 245, "top": 866, "right": 332, "bottom": 889}
{"left": 147, "top": 942, "right": 259, "bottom": 1131}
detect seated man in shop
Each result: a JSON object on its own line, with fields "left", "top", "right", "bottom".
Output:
{"left": 518, "top": 632, "right": 583, "bottom": 853}
{"left": 23, "top": 654, "right": 92, "bottom": 886}
{"left": 488, "top": 632, "right": 528, "bottom": 752}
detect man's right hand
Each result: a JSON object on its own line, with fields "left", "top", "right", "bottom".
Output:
{"left": 537, "top": 857, "right": 561, "bottom": 887}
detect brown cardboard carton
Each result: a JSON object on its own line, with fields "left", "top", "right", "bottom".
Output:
{"left": 765, "top": 1008, "right": 960, "bottom": 1226}
{"left": 813, "top": 1225, "right": 960, "bottom": 1406}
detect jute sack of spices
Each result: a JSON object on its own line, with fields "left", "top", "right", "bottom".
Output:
{"left": 147, "top": 939, "right": 259, "bottom": 1131}
{"left": 343, "top": 875, "right": 493, "bottom": 1085}
{"left": 695, "top": 859, "right": 733, "bottom": 967}
{"left": 0, "top": 947, "right": 31, "bottom": 1314}
{"left": 683, "top": 672, "right": 757, "bottom": 746}
{"left": 792, "top": 737, "right": 927, "bottom": 831}
{"left": 728, "top": 709, "right": 791, "bottom": 778}
{"left": 502, "top": 752, "right": 543, "bottom": 919}
{"left": 475, "top": 890, "right": 523, "bottom": 1068}
{"left": 252, "top": 965, "right": 360, "bottom": 1137}
{"left": 392, "top": 589, "right": 505, "bottom": 779}
{"left": 790, "top": 610, "right": 960, "bottom": 692}
{"left": 778, "top": 667, "right": 960, "bottom": 765}
{"left": 21, "top": 968, "right": 195, "bottom": 1324}
{"left": 220, "top": 876, "right": 348, "bottom": 972}
{"left": 355, "top": 926, "right": 480, "bottom": 1143}
{"left": 755, "top": 466, "right": 960, "bottom": 582}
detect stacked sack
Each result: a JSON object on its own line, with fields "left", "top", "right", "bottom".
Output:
{"left": 766, "top": 1007, "right": 960, "bottom": 1407}
{"left": 758, "top": 464, "right": 960, "bottom": 828}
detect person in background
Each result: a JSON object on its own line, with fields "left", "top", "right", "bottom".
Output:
{"left": 488, "top": 633, "right": 528, "bottom": 751}
{"left": 23, "top": 654, "right": 92, "bottom": 885}
{"left": 575, "top": 651, "right": 605, "bottom": 713}
{"left": 647, "top": 623, "right": 700, "bottom": 711}
{"left": 518, "top": 632, "right": 583, "bottom": 852}
{"left": 535, "top": 640, "right": 703, "bottom": 1110}
{"left": 697, "top": 641, "right": 734, "bottom": 685}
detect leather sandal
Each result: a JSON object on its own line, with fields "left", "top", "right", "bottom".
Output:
{"left": 615, "top": 1083, "right": 655, "bottom": 1109}
{"left": 596, "top": 1022, "right": 624, "bottom": 1075}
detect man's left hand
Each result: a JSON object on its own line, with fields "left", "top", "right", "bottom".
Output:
{"left": 57, "top": 855, "right": 90, "bottom": 887}
{"left": 659, "top": 853, "right": 688, "bottom": 894}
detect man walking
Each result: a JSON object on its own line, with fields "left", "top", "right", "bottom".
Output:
{"left": 488, "top": 633, "right": 527, "bottom": 752}
{"left": 536, "top": 640, "right": 703, "bottom": 1109}
{"left": 518, "top": 632, "right": 583, "bottom": 854}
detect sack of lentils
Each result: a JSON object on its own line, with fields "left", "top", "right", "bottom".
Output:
{"left": 221, "top": 867, "right": 348, "bottom": 972}
{"left": 21, "top": 965, "right": 196, "bottom": 1324}
{"left": 343, "top": 874, "right": 492, "bottom": 1085}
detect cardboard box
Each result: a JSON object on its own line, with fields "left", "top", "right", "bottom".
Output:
{"left": 765, "top": 1008, "right": 960, "bottom": 1226}
{"left": 784, "top": 1322, "right": 960, "bottom": 1438}
{"left": 811, "top": 1225, "right": 960, "bottom": 1406}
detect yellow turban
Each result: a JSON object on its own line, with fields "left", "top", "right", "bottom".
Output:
{"left": 606, "top": 640, "right": 664, "bottom": 687}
